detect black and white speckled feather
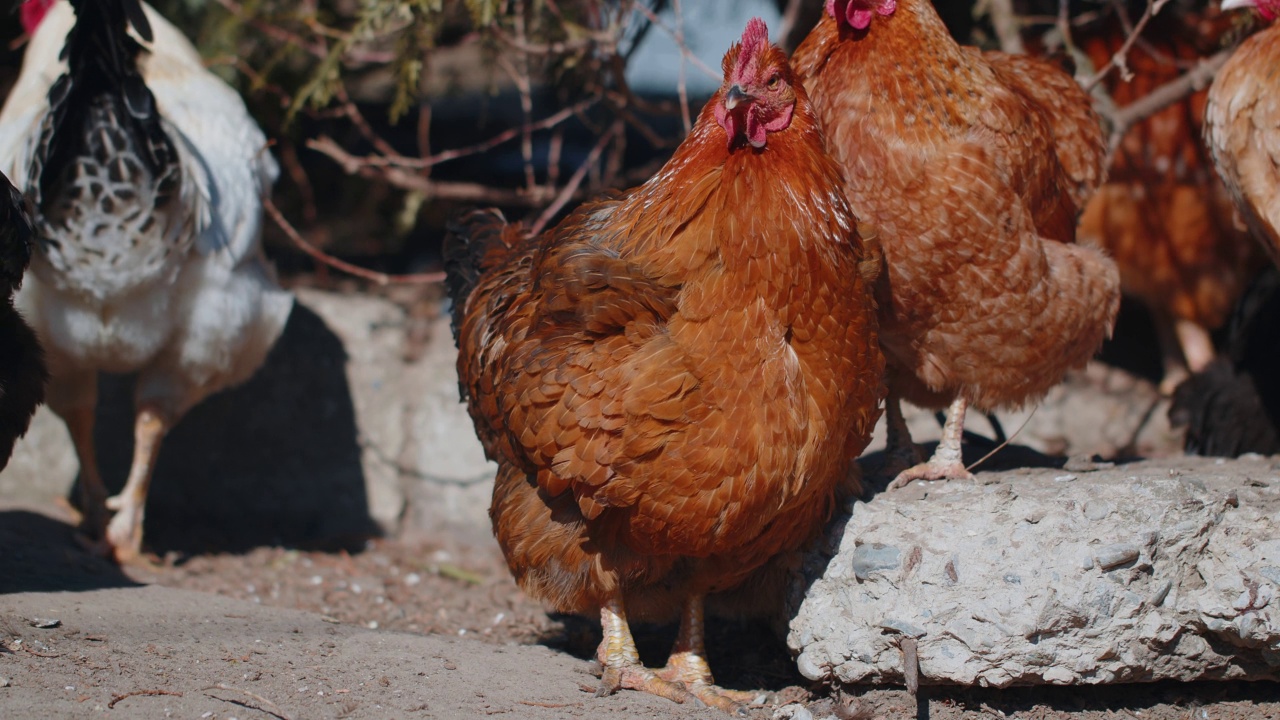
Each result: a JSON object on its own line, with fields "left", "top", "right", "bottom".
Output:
{"left": 25, "top": 0, "right": 187, "bottom": 300}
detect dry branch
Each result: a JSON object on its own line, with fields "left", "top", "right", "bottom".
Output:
{"left": 264, "top": 193, "right": 446, "bottom": 286}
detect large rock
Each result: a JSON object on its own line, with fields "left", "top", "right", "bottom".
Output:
{"left": 789, "top": 456, "right": 1280, "bottom": 687}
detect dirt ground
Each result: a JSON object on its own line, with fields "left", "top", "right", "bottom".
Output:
{"left": 3, "top": 460, "right": 1279, "bottom": 720}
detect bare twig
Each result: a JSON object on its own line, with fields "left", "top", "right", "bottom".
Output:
{"left": 984, "top": 0, "right": 1026, "bottom": 54}
{"left": 901, "top": 636, "right": 920, "bottom": 695}
{"left": 203, "top": 683, "right": 292, "bottom": 720}
{"left": 307, "top": 136, "right": 557, "bottom": 206}
{"left": 672, "top": 0, "right": 692, "bottom": 134}
{"left": 633, "top": 3, "right": 719, "bottom": 81}
{"left": 1099, "top": 49, "right": 1232, "bottom": 162}
{"left": 530, "top": 120, "right": 624, "bottom": 236}
{"left": 965, "top": 405, "right": 1039, "bottom": 473}
{"left": 1084, "top": 0, "right": 1172, "bottom": 91}
{"left": 263, "top": 193, "right": 445, "bottom": 286}
{"left": 107, "top": 689, "right": 183, "bottom": 709}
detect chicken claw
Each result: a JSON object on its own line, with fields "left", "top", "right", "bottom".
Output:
{"left": 102, "top": 407, "right": 168, "bottom": 563}
{"left": 655, "top": 596, "right": 759, "bottom": 716}
{"left": 596, "top": 597, "right": 695, "bottom": 706}
{"left": 888, "top": 396, "right": 975, "bottom": 490}
{"left": 596, "top": 594, "right": 759, "bottom": 715}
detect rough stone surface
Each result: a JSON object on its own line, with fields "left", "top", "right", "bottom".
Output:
{"left": 789, "top": 456, "right": 1280, "bottom": 688}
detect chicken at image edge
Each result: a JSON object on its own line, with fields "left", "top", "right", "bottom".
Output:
{"left": 1206, "top": 0, "right": 1280, "bottom": 265}
{"left": 446, "top": 18, "right": 884, "bottom": 714}
{"left": 0, "top": 173, "right": 46, "bottom": 471}
{"left": 1074, "top": 7, "right": 1267, "bottom": 395}
{"left": 792, "top": 0, "right": 1120, "bottom": 487}
{"left": 0, "top": 0, "right": 293, "bottom": 562}
{"left": 1169, "top": 0, "right": 1280, "bottom": 457}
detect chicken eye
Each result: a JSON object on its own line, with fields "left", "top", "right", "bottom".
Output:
{"left": 767, "top": 74, "right": 781, "bottom": 90}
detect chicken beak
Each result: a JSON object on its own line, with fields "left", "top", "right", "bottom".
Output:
{"left": 724, "top": 85, "right": 752, "bottom": 111}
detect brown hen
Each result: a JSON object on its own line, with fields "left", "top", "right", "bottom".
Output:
{"left": 1075, "top": 8, "right": 1268, "bottom": 394}
{"left": 793, "top": 0, "right": 1120, "bottom": 487}
{"left": 1207, "top": 0, "right": 1280, "bottom": 267}
{"left": 445, "top": 19, "right": 884, "bottom": 714}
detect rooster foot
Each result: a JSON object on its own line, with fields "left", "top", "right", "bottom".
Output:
{"left": 102, "top": 495, "right": 146, "bottom": 564}
{"left": 1158, "top": 366, "right": 1190, "bottom": 397}
{"left": 596, "top": 663, "right": 698, "bottom": 707}
{"left": 887, "top": 458, "right": 974, "bottom": 491}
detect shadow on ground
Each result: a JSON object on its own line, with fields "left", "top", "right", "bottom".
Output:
{"left": 0, "top": 509, "right": 138, "bottom": 593}
{"left": 84, "top": 304, "right": 380, "bottom": 557}
{"left": 857, "top": 679, "right": 1280, "bottom": 720}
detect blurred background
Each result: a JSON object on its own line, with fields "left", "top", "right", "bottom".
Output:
{"left": 0, "top": 1, "right": 1258, "bottom": 378}
{"left": 0, "top": 0, "right": 1139, "bottom": 286}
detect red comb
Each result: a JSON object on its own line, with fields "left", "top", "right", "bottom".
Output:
{"left": 740, "top": 17, "right": 769, "bottom": 56}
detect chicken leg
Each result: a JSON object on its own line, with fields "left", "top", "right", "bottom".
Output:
{"left": 102, "top": 405, "right": 168, "bottom": 563}
{"left": 45, "top": 368, "right": 109, "bottom": 538}
{"left": 655, "top": 595, "right": 760, "bottom": 715}
{"left": 1155, "top": 315, "right": 1217, "bottom": 397}
{"left": 880, "top": 392, "right": 924, "bottom": 479}
{"left": 66, "top": 404, "right": 108, "bottom": 537}
{"left": 888, "top": 396, "right": 975, "bottom": 489}
{"left": 596, "top": 595, "right": 689, "bottom": 705}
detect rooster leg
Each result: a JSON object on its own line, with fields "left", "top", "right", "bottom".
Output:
{"left": 888, "top": 396, "right": 975, "bottom": 490}
{"left": 47, "top": 368, "right": 108, "bottom": 538}
{"left": 103, "top": 406, "right": 168, "bottom": 563}
{"left": 595, "top": 594, "right": 693, "bottom": 707}
{"left": 880, "top": 393, "right": 924, "bottom": 478}
{"left": 65, "top": 404, "right": 108, "bottom": 538}
{"left": 656, "top": 595, "right": 760, "bottom": 715}
{"left": 1154, "top": 314, "right": 1191, "bottom": 396}
{"left": 1174, "top": 319, "right": 1215, "bottom": 375}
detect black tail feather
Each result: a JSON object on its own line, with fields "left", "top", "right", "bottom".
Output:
{"left": 442, "top": 208, "right": 522, "bottom": 347}
{"left": 34, "top": 0, "right": 170, "bottom": 208}
{"left": 1170, "top": 266, "right": 1280, "bottom": 457}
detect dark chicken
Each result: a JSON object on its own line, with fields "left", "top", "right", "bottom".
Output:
{"left": 0, "top": 174, "right": 45, "bottom": 470}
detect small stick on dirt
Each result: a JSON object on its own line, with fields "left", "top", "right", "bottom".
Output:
{"left": 107, "top": 689, "right": 183, "bottom": 709}
{"left": 901, "top": 636, "right": 919, "bottom": 695}
{"left": 203, "top": 683, "right": 292, "bottom": 720}
{"left": 519, "top": 700, "right": 585, "bottom": 708}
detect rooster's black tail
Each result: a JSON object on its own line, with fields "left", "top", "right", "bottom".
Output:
{"left": 442, "top": 208, "right": 524, "bottom": 347}
{"left": 30, "top": 0, "right": 175, "bottom": 213}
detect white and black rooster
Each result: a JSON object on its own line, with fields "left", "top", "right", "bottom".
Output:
{"left": 0, "top": 0, "right": 293, "bottom": 562}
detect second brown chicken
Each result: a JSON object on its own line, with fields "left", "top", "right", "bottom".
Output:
{"left": 793, "top": 0, "right": 1121, "bottom": 487}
